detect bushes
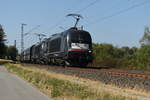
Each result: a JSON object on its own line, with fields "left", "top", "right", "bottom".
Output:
{"left": 92, "top": 43, "right": 135, "bottom": 69}
{"left": 92, "top": 43, "right": 117, "bottom": 67}
{"left": 91, "top": 43, "right": 150, "bottom": 70}
{"left": 132, "top": 45, "right": 150, "bottom": 70}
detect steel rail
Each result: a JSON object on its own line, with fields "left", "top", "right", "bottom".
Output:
{"left": 66, "top": 67, "right": 150, "bottom": 78}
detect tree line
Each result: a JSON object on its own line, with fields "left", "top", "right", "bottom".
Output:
{"left": 0, "top": 24, "right": 18, "bottom": 60}
{"left": 91, "top": 27, "right": 150, "bottom": 70}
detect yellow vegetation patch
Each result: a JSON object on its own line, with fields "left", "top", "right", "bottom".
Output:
{"left": 0, "top": 59, "right": 13, "bottom": 64}
{"left": 17, "top": 64, "right": 150, "bottom": 98}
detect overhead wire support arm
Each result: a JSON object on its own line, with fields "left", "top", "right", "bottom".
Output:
{"left": 34, "top": 33, "right": 46, "bottom": 43}
{"left": 20, "top": 24, "right": 40, "bottom": 54}
{"left": 24, "top": 25, "right": 40, "bottom": 36}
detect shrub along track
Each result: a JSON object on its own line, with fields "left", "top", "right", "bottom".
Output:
{"left": 22, "top": 63, "right": 150, "bottom": 92}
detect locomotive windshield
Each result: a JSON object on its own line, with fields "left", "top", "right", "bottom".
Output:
{"left": 68, "top": 31, "right": 92, "bottom": 50}
{"left": 69, "top": 31, "right": 91, "bottom": 43}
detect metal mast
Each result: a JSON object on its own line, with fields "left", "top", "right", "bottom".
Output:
{"left": 14, "top": 40, "right": 16, "bottom": 48}
{"left": 21, "top": 23, "right": 27, "bottom": 53}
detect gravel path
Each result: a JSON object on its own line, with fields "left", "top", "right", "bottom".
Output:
{"left": 0, "top": 65, "right": 51, "bottom": 100}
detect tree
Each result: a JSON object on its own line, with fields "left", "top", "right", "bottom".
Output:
{"left": 131, "top": 26, "right": 150, "bottom": 70}
{"left": 140, "top": 27, "right": 150, "bottom": 46}
{"left": 133, "top": 45, "right": 150, "bottom": 70}
{"left": 6, "top": 46, "right": 18, "bottom": 60}
{"left": 0, "top": 24, "right": 6, "bottom": 58}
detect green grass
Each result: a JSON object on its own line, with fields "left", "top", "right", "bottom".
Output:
{"left": 5, "top": 64, "right": 138, "bottom": 100}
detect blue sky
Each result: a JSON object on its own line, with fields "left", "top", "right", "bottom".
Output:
{"left": 0, "top": 0, "right": 150, "bottom": 51}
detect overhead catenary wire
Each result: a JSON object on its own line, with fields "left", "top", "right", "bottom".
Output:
{"left": 75, "top": 0, "right": 102, "bottom": 25}
{"left": 46, "top": 17, "right": 67, "bottom": 34}
{"left": 45, "top": 0, "right": 89, "bottom": 33}
{"left": 24, "top": 25, "right": 40, "bottom": 36}
{"left": 76, "top": 0, "right": 135, "bottom": 24}
{"left": 46, "top": 0, "right": 101, "bottom": 33}
{"left": 77, "top": 0, "right": 101, "bottom": 13}
{"left": 92, "top": 0, "right": 150, "bottom": 24}
{"left": 45, "top": 0, "right": 142, "bottom": 33}
{"left": 75, "top": 0, "right": 127, "bottom": 26}
{"left": 101, "top": 0, "right": 125, "bottom": 14}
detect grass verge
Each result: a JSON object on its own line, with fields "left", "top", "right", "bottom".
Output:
{"left": 5, "top": 64, "right": 138, "bottom": 100}
{"left": 0, "top": 59, "right": 13, "bottom": 65}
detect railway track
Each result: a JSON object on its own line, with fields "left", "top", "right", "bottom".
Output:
{"left": 64, "top": 67, "right": 150, "bottom": 78}
{"left": 22, "top": 63, "right": 150, "bottom": 79}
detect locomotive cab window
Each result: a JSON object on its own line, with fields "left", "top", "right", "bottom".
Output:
{"left": 70, "top": 31, "right": 91, "bottom": 43}
{"left": 68, "top": 31, "right": 92, "bottom": 50}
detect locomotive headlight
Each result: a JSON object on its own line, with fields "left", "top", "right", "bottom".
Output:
{"left": 89, "top": 50, "right": 92, "bottom": 53}
{"left": 71, "top": 43, "right": 89, "bottom": 49}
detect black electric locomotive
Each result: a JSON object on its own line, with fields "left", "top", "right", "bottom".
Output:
{"left": 21, "top": 14, "right": 93, "bottom": 66}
